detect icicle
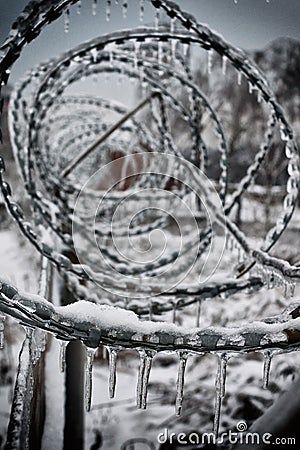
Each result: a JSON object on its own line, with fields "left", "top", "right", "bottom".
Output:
{"left": 155, "top": 9, "right": 160, "bottom": 29}
{"left": 0, "top": 313, "right": 5, "bottom": 349}
{"left": 77, "top": 0, "right": 81, "bottom": 14}
{"left": 109, "top": 48, "right": 114, "bottom": 67}
{"left": 25, "top": 326, "right": 34, "bottom": 341}
{"left": 237, "top": 71, "right": 242, "bottom": 85}
{"left": 170, "top": 17, "right": 176, "bottom": 33}
{"left": 248, "top": 81, "right": 253, "bottom": 94}
{"left": 106, "top": 0, "right": 111, "bottom": 21}
{"left": 172, "top": 302, "right": 177, "bottom": 324}
{"left": 227, "top": 236, "right": 234, "bottom": 252}
{"left": 59, "top": 340, "right": 68, "bottom": 373}
{"left": 262, "top": 350, "right": 272, "bottom": 389}
{"left": 92, "top": 0, "right": 97, "bottom": 16}
{"left": 175, "top": 352, "right": 188, "bottom": 416}
{"left": 91, "top": 48, "right": 98, "bottom": 63}
{"left": 64, "top": 8, "right": 70, "bottom": 33}
{"left": 158, "top": 40, "right": 163, "bottom": 65}
{"left": 183, "top": 42, "right": 189, "bottom": 58}
{"left": 118, "top": 63, "right": 125, "bottom": 85}
{"left": 196, "top": 299, "right": 201, "bottom": 327}
{"left": 134, "top": 41, "right": 140, "bottom": 70}
{"left": 85, "top": 347, "right": 96, "bottom": 412}
{"left": 108, "top": 347, "right": 118, "bottom": 398}
{"left": 137, "top": 351, "right": 153, "bottom": 409}
{"left": 139, "top": 0, "right": 145, "bottom": 22}
{"left": 257, "top": 90, "right": 262, "bottom": 103}
{"left": 122, "top": 0, "right": 128, "bottom": 18}
{"left": 149, "top": 299, "right": 153, "bottom": 321}
{"left": 207, "top": 49, "right": 213, "bottom": 75}
{"left": 222, "top": 55, "right": 227, "bottom": 75}
{"left": 213, "top": 353, "right": 228, "bottom": 437}
{"left": 171, "top": 39, "right": 177, "bottom": 60}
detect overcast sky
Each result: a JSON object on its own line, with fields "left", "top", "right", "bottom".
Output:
{"left": 0, "top": 0, "right": 299, "bottom": 84}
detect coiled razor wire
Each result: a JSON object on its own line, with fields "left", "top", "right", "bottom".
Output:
{"left": 0, "top": 0, "right": 300, "bottom": 441}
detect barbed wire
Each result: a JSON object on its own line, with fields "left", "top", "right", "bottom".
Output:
{"left": 0, "top": 0, "right": 300, "bottom": 438}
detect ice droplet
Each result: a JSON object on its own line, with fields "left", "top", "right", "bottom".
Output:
{"left": 262, "top": 350, "right": 272, "bottom": 389}
{"left": 77, "top": 0, "right": 81, "bottom": 14}
{"left": 172, "top": 302, "right": 177, "bottom": 324}
{"left": 170, "top": 17, "right": 176, "bottom": 33}
{"left": 213, "top": 353, "right": 228, "bottom": 437}
{"left": 64, "top": 8, "right": 70, "bottom": 33}
{"left": 137, "top": 351, "right": 153, "bottom": 409}
{"left": 257, "top": 90, "right": 262, "bottom": 103}
{"left": 59, "top": 340, "right": 68, "bottom": 373}
{"left": 92, "top": 0, "right": 97, "bottom": 16}
{"left": 149, "top": 299, "right": 153, "bottom": 321}
{"left": 222, "top": 55, "right": 227, "bottom": 75}
{"left": 158, "top": 40, "right": 163, "bottom": 65}
{"left": 122, "top": 0, "right": 128, "bottom": 18}
{"left": 196, "top": 299, "right": 201, "bottom": 327}
{"left": 102, "top": 345, "right": 107, "bottom": 360}
{"left": 171, "top": 39, "right": 177, "bottom": 60}
{"left": 139, "top": 0, "right": 145, "bottom": 22}
{"left": 0, "top": 313, "right": 5, "bottom": 349}
{"left": 109, "top": 48, "right": 114, "bottom": 67}
{"left": 237, "top": 71, "right": 242, "bottom": 85}
{"left": 155, "top": 9, "right": 160, "bottom": 29}
{"left": 183, "top": 42, "right": 189, "bottom": 58}
{"left": 85, "top": 347, "right": 96, "bottom": 412}
{"left": 175, "top": 352, "right": 188, "bottom": 416}
{"left": 108, "top": 347, "right": 118, "bottom": 398}
{"left": 207, "top": 50, "right": 213, "bottom": 75}
{"left": 106, "top": 0, "right": 111, "bottom": 21}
